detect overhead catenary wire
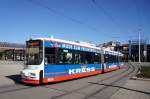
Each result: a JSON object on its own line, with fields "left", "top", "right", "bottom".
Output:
{"left": 91, "top": 0, "right": 126, "bottom": 41}
{"left": 91, "top": 0, "right": 121, "bottom": 29}
{"left": 26, "top": 0, "right": 99, "bottom": 32}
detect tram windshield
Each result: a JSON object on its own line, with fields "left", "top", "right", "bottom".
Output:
{"left": 26, "top": 40, "right": 43, "bottom": 65}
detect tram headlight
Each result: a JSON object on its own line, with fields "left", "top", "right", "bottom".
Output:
{"left": 30, "top": 73, "right": 36, "bottom": 76}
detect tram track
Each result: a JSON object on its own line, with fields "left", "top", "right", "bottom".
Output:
{"left": 50, "top": 63, "right": 137, "bottom": 99}
{"left": 0, "top": 84, "right": 37, "bottom": 94}
{"left": 83, "top": 63, "right": 137, "bottom": 99}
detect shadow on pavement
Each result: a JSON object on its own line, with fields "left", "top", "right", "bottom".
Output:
{"left": 88, "top": 82, "right": 150, "bottom": 95}
{"left": 6, "top": 74, "right": 22, "bottom": 85}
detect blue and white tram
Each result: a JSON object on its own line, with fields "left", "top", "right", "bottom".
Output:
{"left": 21, "top": 38, "right": 103, "bottom": 84}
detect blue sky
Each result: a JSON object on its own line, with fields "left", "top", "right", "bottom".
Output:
{"left": 0, "top": 0, "right": 150, "bottom": 44}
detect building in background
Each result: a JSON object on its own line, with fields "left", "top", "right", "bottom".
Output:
{"left": 0, "top": 42, "right": 25, "bottom": 61}
{"left": 128, "top": 39, "right": 149, "bottom": 62}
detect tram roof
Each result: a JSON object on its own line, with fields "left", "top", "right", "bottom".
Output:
{"left": 34, "top": 37, "right": 102, "bottom": 50}
{"left": 30, "top": 37, "right": 123, "bottom": 56}
{"left": 103, "top": 48, "right": 123, "bottom": 56}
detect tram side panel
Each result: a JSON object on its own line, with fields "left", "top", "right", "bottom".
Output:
{"left": 104, "top": 54, "right": 119, "bottom": 72}
{"left": 43, "top": 64, "right": 103, "bottom": 83}
{"left": 117, "top": 55, "right": 126, "bottom": 69}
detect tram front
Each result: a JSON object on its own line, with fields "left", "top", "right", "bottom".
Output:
{"left": 21, "top": 39, "right": 44, "bottom": 84}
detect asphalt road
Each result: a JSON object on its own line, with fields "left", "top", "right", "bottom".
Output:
{"left": 0, "top": 62, "right": 138, "bottom": 99}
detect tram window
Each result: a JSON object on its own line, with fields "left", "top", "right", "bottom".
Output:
{"left": 105, "top": 54, "right": 114, "bottom": 63}
{"left": 120, "top": 56, "right": 123, "bottom": 62}
{"left": 58, "top": 49, "right": 73, "bottom": 64}
{"left": 110, "top": 55, "right": 114, "bottom": 63}
{"left": 64, "top": 52, "right": 73, "bottom": 64}
{"left": 115, "top": 55, "right": 118, "bottom": 62}
{"left": 84, "top": 52, "right": 94, "bottom": 64}
{"left": 74, "top": 53, "right": 79, "bottom": 64}
{"left": 45, "top": 48, "right": 56, "bottom": 64}
{"left": 75, "top": 52, "right": 86, "bottom": 64}
{"left": 105, "top": 55, "right": 109, "bottom": 63}
{"left": 94, "top": 54, "right": 101, "bottom": 64}
{"left": 118, "top": 56, "right": 123, "bottom": 62}
{"left": 56, "top": 49, "right": 101, "bottom": 65}
{"left": 80, "top": 53, "right": 85, "bottom": 64}
{"left": 114, "top": 56, "right": 116, "bottom": 62}
{"left": 116, "top": 56, "right": 118, "bottom": 62}
{"left": 85, "top": 55, "right": 92, "bottom": 64}
{"left": 74, "top": 52, "right": 101, "bottom": 64}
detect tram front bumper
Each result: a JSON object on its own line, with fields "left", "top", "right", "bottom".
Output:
{"left": 20, "top": 69, "right": 40, "bottom": 84}
{"left": 21, "top": 79, "right": 40, "bottom": 84}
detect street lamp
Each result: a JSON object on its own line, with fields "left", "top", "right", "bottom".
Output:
{"left": 139, "top": 30, "right": 141, "bottom": 63}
